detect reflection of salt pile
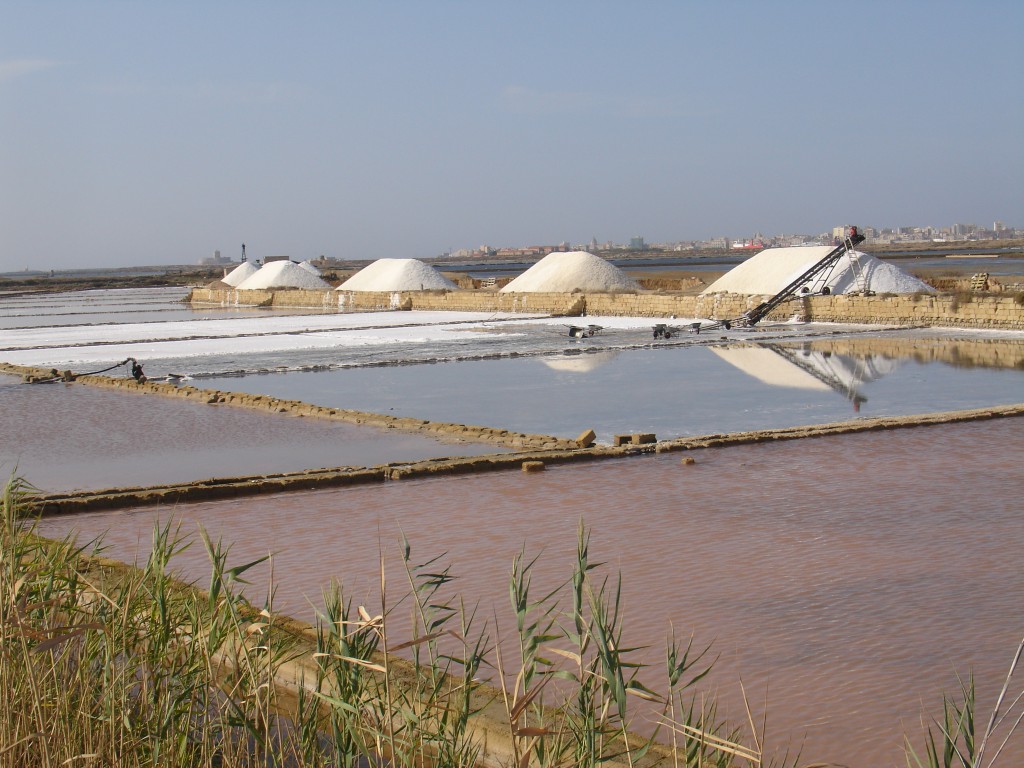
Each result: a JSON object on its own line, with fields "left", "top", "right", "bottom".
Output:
{"left": 784, "top": 348, "right": 902, "bottom": 391}
{"left": 709, "top": 346, "right": 830, "bottom": 391}
{"left": 710, "top": 343, "right": 903, "bottom": 403}
{"left": 541, "top": 350, "right": 621, "bottom": 373}
{"left": 297, "top": 260, "right": 322, "bottom": 275}
{"left": 701, "top": 246, "right": 933, "bottom": 295}
{"left": 237, "top": 261, "right": 332, "bottom": 290}
{"left": 221, "top": 262, "right": 259, "bottom": 287}
{"left": 500, "top": 251, "right": 639, "bottom": 293}
{"left": 337, "top": 259, "right": 457, "bottom": 291}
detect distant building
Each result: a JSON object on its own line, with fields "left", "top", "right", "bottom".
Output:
{"left": 199, "top": 249, "right": 233, "bottom": 266}
{"left": 629, "top": 236, "right": 645, "bottom": 250}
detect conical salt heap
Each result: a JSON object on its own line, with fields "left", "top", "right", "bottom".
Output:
{"left": 500, "top": 251, "right": 639, "bottom": 293}
{"left": 237, "top": 261, "right": 332, "bottom": 290}
{"left": 337, "top": 259, "right": 457, "bottom": 291}
{"left": 221, "top": 261, "right": 259, "bottom": 287}
{"left": 701, "top": 246, "right": 933, "bottom": 295}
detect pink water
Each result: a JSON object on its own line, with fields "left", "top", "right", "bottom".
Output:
{"left": 0, "top": 375, "right": 505, "bottom": 492}
{"left": 37, "top": 419, "right": 1024, "bottom": 767}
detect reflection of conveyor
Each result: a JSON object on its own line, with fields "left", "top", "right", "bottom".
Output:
{"left": 763, "top": 343, "right": 867, "bottom": 409}
{"left": 708, "top": 342, "right": 903, "bottom": 412}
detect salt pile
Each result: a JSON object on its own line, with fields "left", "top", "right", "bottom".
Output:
{"left": 701, "top": 246, "right": 933, "bottom": 295}
{"left": 336, "top": 259, "right": 457, "bottom": 291}
{"left": 237, "top": 261, "right": 331, "bottom": 290}
{"left": 500, "top": 251, "right": 639, "bottom": 293}
{"left": 298, "top": 260, "right": 322, "bottom": 275}
{"left": 221, "top": 261, "right": 259, "bottom": 287}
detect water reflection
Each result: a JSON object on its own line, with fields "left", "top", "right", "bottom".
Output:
{"left": 710, "top": 342, "right": 903, "bottom": 410}
{"left": 192, "top": 334, "right": 1024, "bottom": 443}
{"left": 540, "top": 349, "right": 622, "bottom": 373}
{"left": 792, "top": 334, "right": 1024, "bottom": 370}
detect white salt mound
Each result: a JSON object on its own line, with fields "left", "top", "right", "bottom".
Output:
{"left": 221, "top": 261, "right": 259, "bottom": 287}
{"left": 298, "top": 260, "right": 322, "bottom": 275}
{"left": 336, "top": 259, "right": 457, "bottom": 291}
{"left": 701, "top": 246, "right": 933, "bottom": 295}
{"left": 237, "top": 261, "right": 332, "bottom": 290}
{"left": 500, "top": 251, "right": 639, "bottom": 293}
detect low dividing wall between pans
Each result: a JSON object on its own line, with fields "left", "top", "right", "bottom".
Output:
{"left": 27, "top": 402, "right": 1024, "bottom": 515}
{"left": 189, "top": 288, "right": 1024, "bottom": 329}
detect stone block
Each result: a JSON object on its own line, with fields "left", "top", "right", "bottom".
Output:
{"left": 521, "top": 461, "right": 545, "bottom": 473}
{"left": 631, "top": 433, "right": 656, "bottom": 445}
{"left": 575, "top": 428, "right": 597, "bottom": 448}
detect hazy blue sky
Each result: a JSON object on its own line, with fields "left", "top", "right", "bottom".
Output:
{"left": 2, "top": 1, "right": 1021, "bottom": 271}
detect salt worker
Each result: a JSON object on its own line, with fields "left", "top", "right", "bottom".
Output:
{"left": 129, "top": 358, "right": 147, "bottom": 383}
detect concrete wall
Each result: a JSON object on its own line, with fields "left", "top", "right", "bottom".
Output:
{"left": 189, "top": 288, "right": 1024, "bottom": 329}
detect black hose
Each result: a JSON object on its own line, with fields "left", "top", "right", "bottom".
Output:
{"left": 26, "top": 358, "right": 133, "bottom": 384}
{"left": 77, "top": 358, "right": 133, "bottom": 377}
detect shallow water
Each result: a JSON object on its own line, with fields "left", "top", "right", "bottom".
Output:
{"left": 10, "top": 292, "right": 1021, "bottom": 445}
{"left": 0, "top": 286, "right": 351, "bottom": 329}
{"left": 879, "top": 255, "right": 1024, "bottom": 275}
{"left": 37, "top": 419, "right": 1024, "bottom": 768}
{"left": 0, "top": 374, "right": 507, "bottom": 492}
{"left": 197, "top": 338, "right": 1024, "bottom": 443}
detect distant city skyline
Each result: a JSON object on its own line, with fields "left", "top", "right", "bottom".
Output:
{"left": 2, "top": 2, "right": 1021, "bottom": 272}
{"left": 447, "top": 218, "right": 1022, "bottom": 260}
{"left": 6, "top": 213, "right": 1020, "bottom": 273}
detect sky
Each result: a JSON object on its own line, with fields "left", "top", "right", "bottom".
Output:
{"left": 1, "top": 1, "right": 1022, "bottom": 271}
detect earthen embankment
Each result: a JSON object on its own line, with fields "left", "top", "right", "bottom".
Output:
{"left": 25, "top": 402, "right": 1024, "bottom": 516}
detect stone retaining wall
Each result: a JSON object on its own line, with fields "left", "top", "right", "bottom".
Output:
{"left": 189, "top": 288, "right": 1024, "bottom": 329}
{"left": 796, "top": 293, "right": 1023, "bottom": 328}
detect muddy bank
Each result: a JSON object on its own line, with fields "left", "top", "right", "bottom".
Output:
{"left": 28, "top": 403, "right": 1024, "bottom": 516}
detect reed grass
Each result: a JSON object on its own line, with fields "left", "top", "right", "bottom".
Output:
{"left": 904, "top": 636, "right": 1024, "bottom": 768}
{"left": 3, "top": 475, "right": 1018, "bottom": 767}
